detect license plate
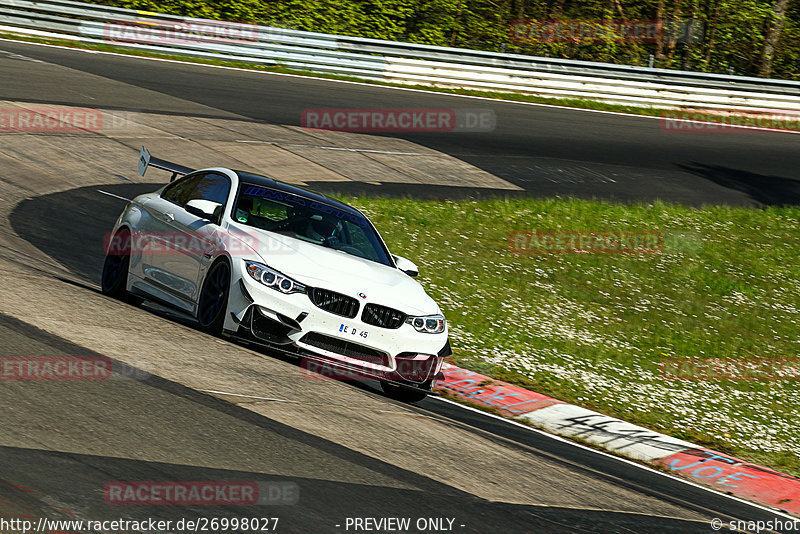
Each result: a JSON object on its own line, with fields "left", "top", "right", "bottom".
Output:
{"left": 339, "top": 323, "right": 369, "bottom": 339}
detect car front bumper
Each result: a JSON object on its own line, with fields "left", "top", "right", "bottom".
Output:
{"left": 225, "top": 272, "right": 449, "bottom": 384}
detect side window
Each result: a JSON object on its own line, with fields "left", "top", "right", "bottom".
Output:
{"left": 252, "top": 198, "right": 289, "bottom": 221}
{"left": 161, "top": 173, "right": 205, "bottom": 206}
{"left": 187, "top": 173, "right": 231, "bottom": 206}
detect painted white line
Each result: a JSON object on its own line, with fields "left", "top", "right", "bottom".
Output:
{"left": 520, "top": 503, "right": 713, "bottom": 524}
{"left": 3, "top": 37, "right": 799, "bottom": 135}
{"left": 200, "top": 389, "right": 288, "bottom": 402}
{"left": 376, "top": 409, "right": 433, "bottom": 418}
{"left": 0, "top": 50, "right": 43, "bottom": 63}
{"left": 286, "top": 145, "right": 427, "bottom": 156}
{"left": 234, "top": 139, "right": 427, "bottom": 156}
{"left": 96, "top": 189, "right": 130, "bottom": 201}
{"left": 430, "top": 396, "right": 799, "bottom": 521}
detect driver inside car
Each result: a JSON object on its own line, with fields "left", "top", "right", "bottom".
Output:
{"left": 306, "top": 214, "right": 340, "bottom": 244}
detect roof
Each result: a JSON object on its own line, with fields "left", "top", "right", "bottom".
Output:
{"left": 234, "top": 171, "right": 364, "bottom": 218}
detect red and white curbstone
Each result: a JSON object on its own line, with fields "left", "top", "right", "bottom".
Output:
{"left": 434, "top": 363, "right": 800, "bottom": 516}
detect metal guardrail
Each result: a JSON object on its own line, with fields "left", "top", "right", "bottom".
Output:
{"left": 1, "top": 0, "right": 799, "bottom": 111}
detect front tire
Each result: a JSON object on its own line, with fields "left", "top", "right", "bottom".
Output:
{"left": 381, "top": 380, "right": 432, "bottom": 403}
{"left": 197, "top": 258, "right": 231, "bottom": 335}
{"left": 101, "top": 229, "right": 142, "bottom": 305}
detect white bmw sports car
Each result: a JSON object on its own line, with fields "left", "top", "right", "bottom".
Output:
{"left": 101, "top": 148, "right": 450, "bottom": 401}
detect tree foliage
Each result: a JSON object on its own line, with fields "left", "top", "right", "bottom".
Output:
{"left": 89, "top": 0, "right": 799, "bottom": 79}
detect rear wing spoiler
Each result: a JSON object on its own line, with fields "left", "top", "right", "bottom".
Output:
{"left": 138, "top": 146, "right": 194, "bottom": 181}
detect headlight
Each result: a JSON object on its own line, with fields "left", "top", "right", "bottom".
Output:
{"left": 244, "top": 261, "right": 306, "bottom": 295}
{"left": 406, "top": 314, "right": 446, "bottom": 334}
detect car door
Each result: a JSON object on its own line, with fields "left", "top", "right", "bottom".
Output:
{"left": 170, "top": 172, "right": 232, "bottom": 307}
{"left": 135, "top": 172, "right": 208, "bottom": 309}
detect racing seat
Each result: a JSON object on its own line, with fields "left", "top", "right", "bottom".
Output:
{"left": 235, "top": 196, "right": 254, "bottom": 222}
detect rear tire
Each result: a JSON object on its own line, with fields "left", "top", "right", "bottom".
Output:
{"left": 197, "top": 258, "right": 231, "bottom": 335}
{"left": 381, "top": 380, "right": 432, "bottom": 403}
{"left": 101, "top": 229, "right": 143, "bottom": 305}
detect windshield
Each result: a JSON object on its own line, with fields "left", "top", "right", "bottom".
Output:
{"left": 233, "top": 184, "right": 393, "bottom": 266}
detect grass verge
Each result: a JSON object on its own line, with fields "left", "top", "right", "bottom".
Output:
{"left": 341, "top": 195, "right": 800, "bottom": 476}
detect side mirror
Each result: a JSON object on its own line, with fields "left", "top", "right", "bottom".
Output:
{"left": 186, "top": 199, "right": 223, "bottom": 224}
{"left": 393, "top": 255, "right": 419, "bottom": 277}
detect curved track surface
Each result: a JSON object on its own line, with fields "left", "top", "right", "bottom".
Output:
{"left": 1, "top": 39, "right": 799, "bottom": 205}
{"left": 4, "top": 184, "right": 781, "bottom": 533}
{"left": 0, "top": 39, "right": 796, "bottom": 533}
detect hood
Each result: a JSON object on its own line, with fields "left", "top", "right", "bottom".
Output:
{"left": 225, "top": 222, "right": 439, "bottom": 316}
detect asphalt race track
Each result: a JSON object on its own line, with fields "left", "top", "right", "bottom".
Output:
{"left": 0, "top": 39, "right": 798, "bottom": 533}
{"left": 1, "top": 39, "right": 799, "bottom": 205}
